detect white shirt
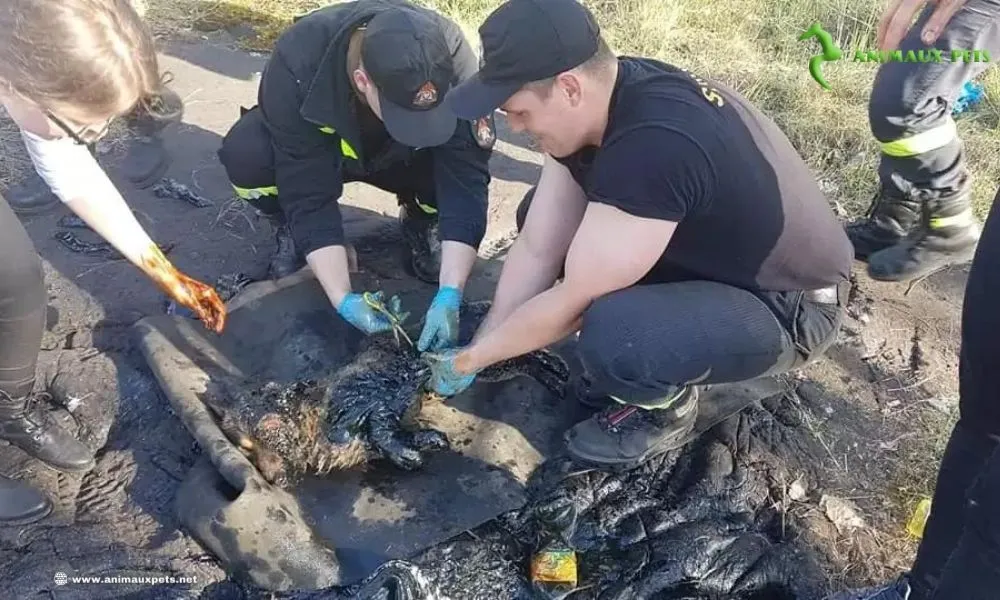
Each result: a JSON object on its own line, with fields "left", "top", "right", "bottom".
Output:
{"left": 20, "top": 128, "right": 121, "bottom": 204}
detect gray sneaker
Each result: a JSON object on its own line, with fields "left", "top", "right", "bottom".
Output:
{"left": 564, "top": 386, "right": 699, "bottom": 471}
{"left": 825, "top": 575, "right": 912, "bottom": 600}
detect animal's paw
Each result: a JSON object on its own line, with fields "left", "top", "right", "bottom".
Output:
{"left": 410, "top": 429, "right": 450, "bottom": 453}
{"left": 368, "top": 414, "right": 449, "bottom": 471}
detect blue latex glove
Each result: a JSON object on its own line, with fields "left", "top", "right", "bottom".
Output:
{"left": 417, "top": 286, "right": 462, "bottom": 352}
{"left": 423, "top": 348, "right": 478, "bottom": 397}
{"left": 336, "top": 291, "right": 406, "bottom": 335}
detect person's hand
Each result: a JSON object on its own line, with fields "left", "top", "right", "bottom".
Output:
{"left": 878, "top": 0, "right": 967, "bottom": 51}
{"left": 336, "top": 291, "right": 407, "bottom": 335}
{"left": 169, "top": 271, "right": 227, "bottom": 333}
{"left": 417, "top": 286, "right": 462, "bottom": 352}
{"left": 423, "top": 347, "right": 478, "bottom": 397}
{"left": 141, "top": 246, "right": 226, "bottom": 333}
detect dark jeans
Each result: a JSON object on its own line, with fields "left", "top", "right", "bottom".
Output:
{"left": 907, "top": 188, "right": 1000, "bottom": 600}
{"left": 514, "top": 188, "right": 847, "bottom": 405}
{"left": 217, "top": 105, "right": 437, "bottom": 217}
{"left": 870, "top": 0, "right": 1000, "bottom": 203}
{"left": 0, "top": 193, "right": 46, "bottom": 399}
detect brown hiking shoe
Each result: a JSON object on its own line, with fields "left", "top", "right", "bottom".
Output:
{"left": 564, "top": 386, "right": 699, "bottom": 471}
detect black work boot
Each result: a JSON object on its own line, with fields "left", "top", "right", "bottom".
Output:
{"left": 0, "top": 474, "right": 52, "bottom": 526}
{"left": 260, "top": 212, "right": 305, "bottom": 280}
{"left": 846, "top": 192, "right": 922, "bottom": 260}
{"left": 0, "top": 390, "right": 95, "bottom": 473}
{"left": 3, "top": 170, "right": 60, "bottom": 216}
{"left": 565, "top": 386, "right": 699, "bottom": 471}
{"left": 867, "top": 190, "right": 980, "bottom": 282}
{"left": 398, "top": 200, "right": 441, "bottom": 284}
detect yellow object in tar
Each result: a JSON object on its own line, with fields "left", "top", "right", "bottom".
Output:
{"left": 907, "top": 498, "right": 932, "bottom": 539}
{"left": 530, "top": 549, "right": 578, "bottom": 585}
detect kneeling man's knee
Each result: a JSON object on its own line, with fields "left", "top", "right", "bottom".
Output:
{"left": 577, "top": 295, "right": 637, "bottom": 382}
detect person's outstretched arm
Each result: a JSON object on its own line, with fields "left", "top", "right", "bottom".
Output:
{"left": 19, "top": 129, "right": 226, "bottom": 332}
{"left": 472, "top": 155, "right": 589, "bottom": 341}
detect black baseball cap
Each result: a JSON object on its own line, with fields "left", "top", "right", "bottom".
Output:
{"left": 362, "top": 7, "right": 458, "bottom": 147}
{"left": 446, "top": 0, "right": 601, "bottom": 120}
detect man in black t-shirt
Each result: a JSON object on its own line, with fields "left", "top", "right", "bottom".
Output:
{"left": 424, "top": 0, "right": 854, "bottom": 470}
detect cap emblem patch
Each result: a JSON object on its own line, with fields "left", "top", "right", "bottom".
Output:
{"left": 413, "top": 81, "right": 438, "bottom": 108}
{"left": 474, "top": 115, "right": 496, "bottom": 149}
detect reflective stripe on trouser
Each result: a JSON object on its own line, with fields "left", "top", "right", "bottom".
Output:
{"left": 232, "top": 185, "right": 278, "bottom": 200}
{"left": 879, "top": 118, "right": 957, "bottom": 158}
{"left": 868, "top": 0, "right": 1000, "bottom": 202}
{"left": 414, "top": 200, "right": 436, "bottom": 215}
{"left": 232, "top": 183, "right": 436, "bottom": 216}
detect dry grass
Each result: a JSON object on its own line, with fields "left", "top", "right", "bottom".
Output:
{"left": 5, "top": 0, "right": 994, "bottom": 220}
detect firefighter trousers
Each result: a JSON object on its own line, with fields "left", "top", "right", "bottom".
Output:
{"left": 870, "top": 0, "right": 1000, "bottom": 207}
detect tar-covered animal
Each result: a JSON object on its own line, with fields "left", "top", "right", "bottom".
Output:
{"left": 204, "top": 300, "right": 570, "bottom": 487}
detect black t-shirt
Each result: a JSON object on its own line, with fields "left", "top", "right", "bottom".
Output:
{"left": 555, "top": 57, "right": 853, "bottom": 292}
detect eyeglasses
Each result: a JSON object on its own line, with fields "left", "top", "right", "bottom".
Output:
{"left": 46, "top": 111, "right": 113, "bottom": 147}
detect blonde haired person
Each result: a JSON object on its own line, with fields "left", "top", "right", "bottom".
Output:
{"left": 0, "top": 0, "right": 225, "bottom": 525}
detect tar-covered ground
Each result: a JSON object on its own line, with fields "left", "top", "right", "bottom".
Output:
{"left": 0, "top": 35, "right": 967, "bottom": 600}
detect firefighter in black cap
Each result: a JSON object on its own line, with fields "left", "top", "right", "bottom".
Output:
{"left": 218, "top": 0, "right": 495, "bottom": 350}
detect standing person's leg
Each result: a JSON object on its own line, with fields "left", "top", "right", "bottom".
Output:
{"left": 827, "top": 188, "right": 1000, "bottom": 600}
{"left": 564, "top": 279, "right": 847, "bottom": 469}
{"left": 0, "top": 193, "right": 93, "bottom": 524}
{"left": 911, "top": 185, "right": 1000, "bottom": 597}
{"left": 929, "top": 447, "right": 1000, "bottom": 599}
{"left": 849, "top": 0, "right": 1000, "bottom": 282}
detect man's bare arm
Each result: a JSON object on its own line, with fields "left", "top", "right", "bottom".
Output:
{"left": 438, "top": 241, "right": 478, "bottom": 291}
{"left": 457, "top": 203, "right": 677, "bottom": 373}
{"left": 474, "top": 155, "right": 588, "bottom": 340}
{"left": 307, "top": 245, "right": 354, "bottom": 309}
